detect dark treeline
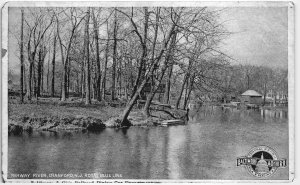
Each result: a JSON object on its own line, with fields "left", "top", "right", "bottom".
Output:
{"left": 11, "top": 7, "right": 287, "bottom": 125}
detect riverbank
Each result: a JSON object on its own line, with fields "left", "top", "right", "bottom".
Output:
{"left": 8, "top": 97, "right": 187, "bottom": 135}
{"left": 8, "top": 97, "right": 119, "bottom": 134}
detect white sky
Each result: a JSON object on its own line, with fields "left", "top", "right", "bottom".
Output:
{"left": 8, "top": 6, "right": 288, "bottom": 74}
{"left": 219, "top": 7, "right": 287, "bottom": 68}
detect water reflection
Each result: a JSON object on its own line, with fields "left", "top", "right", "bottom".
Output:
{"left": 261, "top": 109, "right": 288, "bottom": 121}
{"left": 189, "top": 106, "right": 288, "bottom": 124}
{"left": 167, "top": 126, "right": 186, "bottom": 179}
{"left": 8, "top": 106, "right": 289, "bottom": 180}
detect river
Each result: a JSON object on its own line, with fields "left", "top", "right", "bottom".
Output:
{"left": 8, "top": 106, "right": 289, "bottom": 180}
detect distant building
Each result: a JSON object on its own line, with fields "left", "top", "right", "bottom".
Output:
{"left": 265, "top": 90, "right": 288, "bottom": 105}
{"left": 240, "top": 90, "right": 262, "bottom": 105}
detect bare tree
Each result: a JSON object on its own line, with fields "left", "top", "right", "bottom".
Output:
{"left": 92, "top": 8, "right": 102, "bottom": 101}
{"left": 20, "top": 9, "right": 24, "bottom": 103}
{"left": 55, "top": 8, "right": 85, "bottom": 101}
{"left": 111, "top": 8, "right": 118, "bottom": 101}
{"left": 118, "top": 7, "right": 179, "bottom": 122}
{"left": 84, "top": 7, "right": 91, "bottom": 105}
{"left": 25, "top": 8, "right": 54, "bottom": 100}
{"left": 101, "top": 21, "right": 110, "bottom": 100}
{"left": 51, "top": 32, "right": 57, "bottom": 97}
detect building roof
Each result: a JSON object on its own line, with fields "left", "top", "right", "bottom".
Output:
{"left": 241, "top": 90, "right": 262, "bottom": 97}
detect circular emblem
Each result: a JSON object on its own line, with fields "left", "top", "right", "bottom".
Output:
{"left": 245, "top": 145, "right": 278, "bottom": 178}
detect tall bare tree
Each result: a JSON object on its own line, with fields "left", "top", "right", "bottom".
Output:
{"left": 51, "top": 32, "right": 57, "bottom": 97}
{"left": 20, "top": 9, "right": 24, "bottom": 103}
{"left": 25, "top": 9, "right": 54, "bottom": 100}
{"left": 118, "top": 7, "right": 179, "bottom": 122}
{"left": 84, "top": 7, "right": 91, "bottom": 105}
{"left": 92, "top": 8, "right": 102, "bottom": 101}
{"left": 56, "top": 8, "right": 85, "bottom": 101}
{"left": 111, "top": 8, "right": 118, "bottom": 101}
{"left": 101, "top": 21, "right": 110, "bottom": 100}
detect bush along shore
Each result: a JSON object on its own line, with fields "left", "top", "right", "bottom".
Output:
{"left": 8, "top": 98, "right": 188, "bottom": 135}
{"left": 9, "top": 116, "right": 106, "bottom": 135}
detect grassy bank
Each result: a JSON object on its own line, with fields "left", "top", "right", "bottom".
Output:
{"left": 8, "top": 97, "right": 127, "bottom": 134}
{"left": 9, "top": 97, "right": 124, "bottom": 122}
{"left": 8, "top": 97, "right": 187, "bottom": 134}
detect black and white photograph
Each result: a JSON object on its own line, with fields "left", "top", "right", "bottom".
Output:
{"left": 1, "top": 0, "right": 295, "bottom": 183}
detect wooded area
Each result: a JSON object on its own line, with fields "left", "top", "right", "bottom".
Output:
{"left": 10, "top": 7, "right": 288, "bottom": 126}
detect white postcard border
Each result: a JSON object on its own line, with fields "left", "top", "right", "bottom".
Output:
{"left": 1, "top": 1, "right": 295, "bottom": 183}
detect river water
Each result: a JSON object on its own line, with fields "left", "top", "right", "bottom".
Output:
{"left": 8, "top": 106, "right": 289, "bottom": 180}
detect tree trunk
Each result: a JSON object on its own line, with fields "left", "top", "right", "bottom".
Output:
{"left": 164, "top": 62, "right": 173, "bottom": 104}
{"left": 26, "top": 56, "right": 33, "bottom": 100}
{"left": 101, "top": 22, "right": 109, "bottom": 101}
{"left": 81, "top": 64, "right": 85, "bottom": 100}
{"left": 20, "top": 9, "right": 24, "bottom": 103}
{"left": 121, "top": 77, "right": 149, "bottom": 124}
{"left": 51, "top": 34, "right": 57, "bottom": 97}
{"left": 37, "top": 48, "right": 42, "bottom": 97}
{"left": 93, "top": 76, "right": 97, "bottom": 100}
{"left": 41, "top": 51, "right": 44, "bottom": 94}
{"left": 124, "top": 77, "right": 128, "bottom": 100}
{"left": 183, "top": 77, "right": 189, "bottom": 109}
{"left": 84, "top": 8, "right": 91, "bottom": 105}
{"left": 118, "top": 58, "right": 123, "bottom": 98}
{"left": 131, "top": 8, "right": 149, "bottom": 98}
{"left": 76, "top": 74, "right": 80, "bottom": 94}
{"left": 61, "top": 60, "right": 67, "bottom": 101}
{"left": 143, "top": 91, "right": 155, "bottom": 117}
{"left": 57, "top": 17, "right": 67, "bottom": 101}
{"left": 111, "top": 8, "right": 117, "bottom": 101}
{"left": 175, "top": 74, "right": 187, "bottom": 109}
{"left": 47, "top": 57, "right": 50, "bottom": 94}
{"left": 33, "top": 59, "right": 37, "bottom": 98}
{"left": 66, "top": 58, "right": 70, "bottom": 98}
{"left": 183, "top": 74, "right": 194, "bottom": 110}
{"left": 24, "top": 63, "right": 26, "bottom": 92}
{"left": 163, "top": 32, "right": 177, "bottom": 105}
{"left": 92, "top": 8, "right": 102, "bottom": 101}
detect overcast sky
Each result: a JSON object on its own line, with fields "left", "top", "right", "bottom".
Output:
{"left": 8, "top": 6, "right": 288, "bottom": 74}
{"left": 219, "top": 7, "right": 288, "bottom": 68}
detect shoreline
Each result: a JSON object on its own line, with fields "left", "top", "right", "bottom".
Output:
{"left": 8, "top": 97, "right": 188, "bottom": 135}
{"left": 7, "top": 97, "right": 286, "bottom": 135}
{"left": 8, "top": 113, "right": 165, "bottom": 135}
